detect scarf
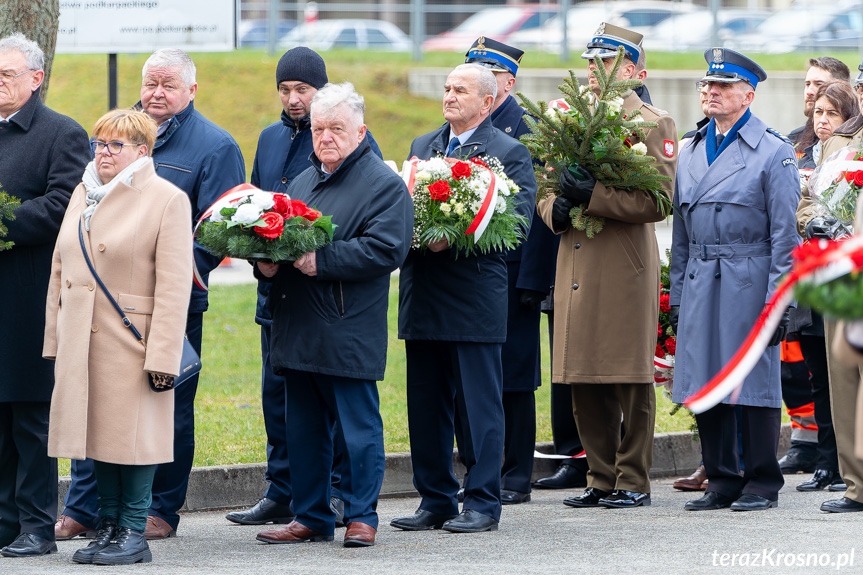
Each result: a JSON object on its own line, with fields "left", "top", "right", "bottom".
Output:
{"left": 82, "top": 157, "right": 149, "bottom": 231}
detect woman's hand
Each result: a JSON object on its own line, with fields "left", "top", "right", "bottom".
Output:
{"left": 257, "top": 262, "right": 280, "bottom": 277}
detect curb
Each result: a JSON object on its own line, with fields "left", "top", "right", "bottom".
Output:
{"left": 58, "top": 425, "right": 792, "bottom": 513}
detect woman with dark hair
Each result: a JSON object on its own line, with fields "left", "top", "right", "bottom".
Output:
{"left": 798, "top": 81, "right": 860, "bottom": 168}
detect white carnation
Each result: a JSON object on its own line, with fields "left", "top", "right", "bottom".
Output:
{"left": 632, "top": 142, "right": 648, "bottom": 156}
{"left": 232, "top": 203, "right": 263, "bottom": 224}
{"left": 496, "top": 196, "right": 507, "bottom": 213}
{"left": 250, "top": 191, "right": 275, "bottom": 210}
{"left": 454, "top": 202, "right": 465, "bottom": 215}
{"left": 439, "top": 203, "right": 452, "bottom": 214}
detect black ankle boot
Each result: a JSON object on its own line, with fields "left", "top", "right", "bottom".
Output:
{"left": 92, "top": 526, "right": 151, "bottom": 565}
{"left": 72, "top": 517, "right": 118, "bottom": 564}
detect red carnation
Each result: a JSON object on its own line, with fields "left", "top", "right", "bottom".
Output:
{"left": 254, "top": 211, "right": 284, "bottom": 240}
{"left": 659, "top": 293, "right": 671, "bottom": 313}
{"left": 451, "top": 161, "right": 472, "bottom": 180}
{"left": 664, "top": 336, "right": 676, "bottom": 355}
{"left": 428, "top": 180, "right": 452, "bottom": 201}
{"left": 655, "top": 343, "right": 665, "bottom": 358}
{"left": 272, "top": 194, "right": 290, "bottom": 217}
{"left": 853, "top": 171, "right": 863, "bottom": 187}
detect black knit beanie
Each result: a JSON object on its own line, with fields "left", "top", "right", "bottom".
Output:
{"left": 276, "top": 47, "right": 328, "bottom": 89}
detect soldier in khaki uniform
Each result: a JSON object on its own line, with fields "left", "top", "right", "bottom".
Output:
{"left": 536, "top": 23, "right": 678, "bottom": 509}
{"left": 798, "top": 58, "right": 863, "bottom": 513}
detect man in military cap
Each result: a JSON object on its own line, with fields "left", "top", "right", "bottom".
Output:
{"left": 669, "top": 48, "right": 800, "bottom": 512}
{"left": 536, "top": 23, "right": 677, "bottom": 510}
{"left": 459, "top": 37, "right": 558, "bottom": 505}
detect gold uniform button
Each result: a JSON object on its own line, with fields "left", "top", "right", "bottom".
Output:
{"left": 98, "top": 244, "right": 106, "bottom": 252}
{"left": 88, "top": 282, "right": 95, "bottom": 291}
{"left": 91, "top": 325, "right": 98, "bottom": 332}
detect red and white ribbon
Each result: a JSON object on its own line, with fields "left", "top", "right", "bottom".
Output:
{"left": 685, "top": 236, "right": 863, "bottom": 413}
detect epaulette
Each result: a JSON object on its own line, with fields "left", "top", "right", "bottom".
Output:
{"left": 766, "top": 127, "right": 792, "bottom": 145}
{"left": 643, "top": 103, "right": 669, "bottom": 116}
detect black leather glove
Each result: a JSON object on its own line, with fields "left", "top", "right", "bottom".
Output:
{"left": 669, "top": 305, "right": 680, "bottom": 336}
{"left": 519, "top": 289, "right": 546, "bottom": 309}
{"left": 804, "top": 216, "right": 838, "bottom": 240}
{"left": 551, "top": 196, "right": 575, "bottom": 233}
{"left": 768, "top": 308, "right": 791, "bottom": 347}
{"left": 558, "top": 165, "right": 596, "bottom": 205}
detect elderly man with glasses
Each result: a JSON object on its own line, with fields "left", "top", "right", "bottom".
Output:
{"left": 0, "top": 33, "right": 90, "bottom": 558}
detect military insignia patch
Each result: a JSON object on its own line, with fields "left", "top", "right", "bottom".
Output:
{"left": 664, "top": 140, "right": 674, "bottom": 157}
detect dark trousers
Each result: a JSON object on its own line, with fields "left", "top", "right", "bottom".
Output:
{"left": 63, "top": 312, "right": 203, "bottom": 531}
{"left": 0, "top": 401, "right": 57, "bottom": 546}
{"left": 406, "top": 340, "right": 504, "bottom": 521}
{"left": 282, "top": 370, "right": 384, "bottom": 535}
{"left": 696, "top": 403, "right": 784, "bottom": 500}
{"left": 501, "top": 391, "right": 536, "bottom": 493}
{"left": 799, "top": 335, "right": 839, "bottom": 471}
{"left": 260, "top": 325, "right": 344, "bottom": 506}
{"left": 547, "top": 312, "right": 584, "bottom": 464}
{"left": 93, "top": 462, "right": 156, "bottom": 532}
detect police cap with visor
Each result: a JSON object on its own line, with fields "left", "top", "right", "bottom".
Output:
{"left": 701, "top": 47, "right": 767, "bottom": 89}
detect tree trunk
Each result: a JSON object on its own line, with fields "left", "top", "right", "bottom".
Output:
{"left": 0, "top": 0, "right": 59, "bottom": 103}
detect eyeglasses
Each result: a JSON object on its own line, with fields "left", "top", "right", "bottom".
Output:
{"left": 90, "top": 140, "right": 134, "bottom": 155}
{"left": 695, "top": 81, "right": 707, "bottom": 92}
{"left": 0, "top": 69, "right": 34, "bottom": 83}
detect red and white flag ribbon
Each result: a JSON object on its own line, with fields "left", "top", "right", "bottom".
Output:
{"left": 685, "top": 236, "right": 863, "bottom": 413}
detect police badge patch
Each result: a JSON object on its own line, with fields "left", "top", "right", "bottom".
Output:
{"left": 664, "top": 140, "right": 674, "bottom": 157}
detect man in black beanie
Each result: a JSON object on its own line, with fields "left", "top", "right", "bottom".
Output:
{"left": 225, "top": 46, "right": 382, "bottom": 528}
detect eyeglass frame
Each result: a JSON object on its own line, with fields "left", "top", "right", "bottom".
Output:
{"left": 0, "top": 68, "right": 35, "bottom": 83}
{"left": 89, "top": 139, "right": 137, "bottom": 155}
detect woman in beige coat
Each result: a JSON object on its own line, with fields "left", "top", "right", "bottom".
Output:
{"left": 43, "top": 109, "right": 192, "bottom": 565}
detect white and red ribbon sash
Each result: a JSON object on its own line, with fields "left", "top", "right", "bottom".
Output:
{"left": 401, "top": 156, "right": 498, "bottom": 242}
{"left": 685, "top": 236, "right": 863, "bottom": 413}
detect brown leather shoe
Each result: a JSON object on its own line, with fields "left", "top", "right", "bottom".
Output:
{"left": 343, "top": 522, "right": 376, "bottom": 548}
{"left": 256, "top": 521, "right": 333, "bottom": 544}
{"left": 673, "top": 464, "right": 709, "bottom": 491}
{"left": 55, "top": 514, "right": 96, "bottom": 540}
{"left": 144, "top": 515, "right": 176, "bottom": 540}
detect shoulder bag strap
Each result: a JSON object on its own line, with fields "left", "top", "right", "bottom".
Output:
{"left": 78, "top": 218, "right": 146, "bottom": 348}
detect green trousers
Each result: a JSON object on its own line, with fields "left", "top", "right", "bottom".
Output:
{"left": 93, "top": 460, "right": 156, "bottom": 531}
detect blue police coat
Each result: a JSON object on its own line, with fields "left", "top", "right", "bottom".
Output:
{"left": 669, "top": 113, "right": 801, "bottom": 408}
{"left": 398, "top": 116, "right": 536, "bottom": 342}
{"left": 492, "top": 95, "right": 557, "bottom": 391}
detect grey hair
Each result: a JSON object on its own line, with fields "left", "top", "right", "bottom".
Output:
{"left": 453, "top": 63, "right": 498, "bottom": 102}
{"left": 0, "top": 33, "right": 44, "bottom": 71}
{"left": 310, "top": 82, "right": 365, "bottom": 126}
{"left": 142, "top": 48, "right": 196, "bottom": 86}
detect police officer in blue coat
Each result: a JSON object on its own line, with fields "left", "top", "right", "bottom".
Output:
{"left": 391, "top": 63, "right": 536, "bottom": 533}
{"left": 225, "top": 47, "right": 382, "bottom": 528}
{"left": 461, "top": 37, "right": 559, "bottom": 504}
{"left": 670, "top": 48, "right": 801, "bottom": 512}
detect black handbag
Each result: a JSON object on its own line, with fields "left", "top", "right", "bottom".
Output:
{"left": 78, "top": 219, "right": 201, "bottom": 392}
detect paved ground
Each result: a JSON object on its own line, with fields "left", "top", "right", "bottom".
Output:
{"left": 5, "top": 473, "right": 859, "bottom": 574}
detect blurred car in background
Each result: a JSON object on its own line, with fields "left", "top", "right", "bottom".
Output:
{"left": 508, "top": 0, "right": 697, "bottom": 53}
{"left": 422, "top": 4, "right": 558, "bottom": 51}
{"left": 726, "top": 1, "right": 863, "bottom": 53}
{"left": 238, "top": 19, "right": 297, "bottom": 48}
{"left": 279, "top": 19, "right": 411, "bottom": 51}
{"left": 642, "top": 9, "right": 770, "bottom": 52}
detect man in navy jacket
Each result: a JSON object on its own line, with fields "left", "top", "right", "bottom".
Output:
{"left": 56, "top": 48, "right": 245, "bottom": 540}
{"left": 391, "top": 63, "right": 536, "bottom": 533}
{"left": 254, "top": 82, "right": 412, "bottom": 547}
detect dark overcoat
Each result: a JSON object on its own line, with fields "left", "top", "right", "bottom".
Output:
{"left": 266, "top": 137, "right": 413, "bottom": 381}
{"left": 0, "top": 90, "right": 90, "bottom": 402}
{"left": 398, "top": 116, "right": 537, "bottom": 343}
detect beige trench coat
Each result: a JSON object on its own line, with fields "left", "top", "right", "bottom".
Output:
{"left": 44, "top": 159, "right": 192, "bottom": 465}
{"left": 537, "top": 91, "right": 678, "bottom": 384}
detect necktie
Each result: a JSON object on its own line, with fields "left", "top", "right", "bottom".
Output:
{"left": 716, "top": 133, "right": 725, "bottom": 148}
{"left": 446, "top": 137, "right": 461, "bottom": 156}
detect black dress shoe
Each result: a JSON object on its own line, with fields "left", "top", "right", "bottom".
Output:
{"left": 500, "top": 490, "right": 531, "bottom": 505}
{"left": 92, "top": 527, "right": 151, "bottom": 565}
{"left": 73, "top": 518, "right": 118, "bottom": 564}
{"left": 828, "top": 480, "right": 848, "bottom": 492}
{"left": 391, "top": 509, "right": 457, "bottom": 531}
{"left": 441, "top": 510, "right": 498, "bottom": 533}
{"left": 532, "top": 462, "right": 588, "bottom": 490}
{"left": 563, "top": 487, "right": 611, "bottom": 508}
{"left": 598, "top": 490, "right": 650, "bottom": 508}
{"left": 0, "top": 532, "right": 58, "bottom": 557}
{"left": 821, "top": 497, "right": 863, "bottom": 513}
{"left": 330, "top": 497, "right": 346, "bottom": 528}
{"left": 730, "top": 493, "right": 777, "bottom": 511}
{"left": 226, "top": 498, "right": 295, "bottom": 525}
{"left": 684, "top": 491, "right": 736, "bottom": 511}
{"left": 797, "top": 469, "right": 842, "bottom": 492}
{"left": 778, "top": 444, "right": 816, "bottom": 474}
